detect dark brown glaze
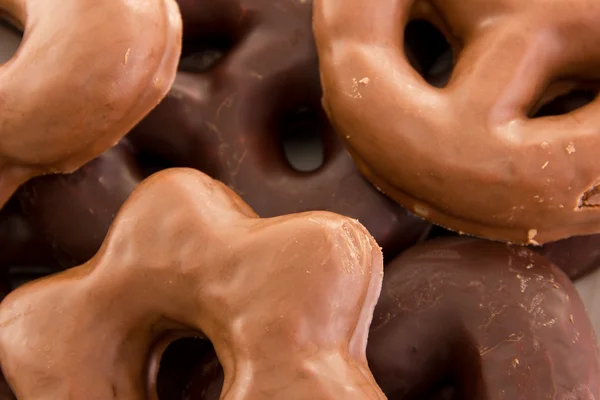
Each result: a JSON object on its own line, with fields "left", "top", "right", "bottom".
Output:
{"left": 0, "top": 198, "right": 53, "bottom": 271}
{"left": 17, "top": 141, "right": 143, "bottom": 267}
{"left": 368, "top": 237, "right": 600, "bottom": 399}
{"left": 0, "top": 168, "right": 385, "bottom": 399}
{"left": 537, "top": 236, "right": 600, "bottom": 281}
{"left": 427, "top": 225, "right": 600, "bottom": 281}
{"left": 128, "top": 0, "right": 430, "bottom": 257}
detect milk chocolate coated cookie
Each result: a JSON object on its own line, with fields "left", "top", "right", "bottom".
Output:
{"left": 314, "top": 0, "right": 600, "bottom": 244}
{"left": 18, "top": 141, "right": 143, "bottom": 267}
{"left": 0, "top": 0, "right": 182, "bottom": 207}
{"left": 0, "top": 21, "right": 54, "bottom": 272}
{"left": 368, "top": 238, "right": 600, "bottom": 399}
{"left": 0, "top": 168, "right": 385, "bottom": 399}
{"left": 129, "top": 0, "right": 430, "bottom": 257}
{"left": 0, "top": 283, "right": 14, "bottom": 400}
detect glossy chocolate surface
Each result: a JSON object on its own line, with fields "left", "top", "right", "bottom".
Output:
{"left": 0, "top": 0, "right": 181, "bottom": 207}
{"left": 18, "top": 141, "right": 143, "bottom": 267}
{"left": 368, "top": 238, "right": 600, "bottom": 399}
{"left": 129, "top": 0, "right": 430, "bottom": 257}
{"left": 427, "top": 226, "right": 600, "bottom": 281}
{"left": 315, "top": 0, "right": 600, "bottom": 244}
{"left": 0, "top": 168, "right": 385, "bottom": 399}
{"left": 538, "top": 235, "right": 600, "bottom": 281}
{"left": 0, "top": 285, "right": 14, "bottom": 400}
{"left": 0, "top": 198, "right": 52, "bottom": 270}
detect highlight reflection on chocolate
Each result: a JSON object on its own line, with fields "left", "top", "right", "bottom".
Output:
{"left": 368, "top": 238, "right": 600, "bottom": 399}
{"left": 314, "top": 0, "right": 600, "bottom": 244}
{"left": 0, "top": 169, "right": 385, "bottom": 399}
{"left": 129, "top": 0, "right": 430, "bottom": 258}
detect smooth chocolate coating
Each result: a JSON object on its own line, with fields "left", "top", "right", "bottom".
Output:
{"left": 0, "top": 284, "right": 14, "bottom": 400}
{"left": 314, "top": 0, "right": 600, "bottom": 244}
{"left": 18, "top": 141, "right": 143, "bottom": 267}
{"left": 538, "top": 235, "right": 600, "bottom": 281}
{"left": 0, "top": 168, "right": 385, "bottom": 399}
{"left": 128, "top": 0, "right": 430, "bottom": 257}
{"left": 368, "top": 238, "right": 600, "bottom": 399}
{"left": 427, "top": 227, "right": 600, "bottom": 281}
{"left": 0, "top": 0, "right": 182, "bottom": 207}
{"left": 0, "top": 20, "right": 54, "bottom": 272}
{"left": 0, "top": 198, "right": 52, "bottom": 270}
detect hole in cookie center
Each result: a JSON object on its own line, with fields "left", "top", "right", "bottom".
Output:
{"left": 0, "top": 18, "right": 22, "bottom": 64}
{"left": 280, "top": 107, "right": 325, "bottom": 172}
{"left": 530, "top": 86, "right": 597, "bottom": 118}
{"left": 404, "top": 20, "right": 454, "bottom": 88}
{"left": 156, "top": 337, "right": 223, "bottom": 399}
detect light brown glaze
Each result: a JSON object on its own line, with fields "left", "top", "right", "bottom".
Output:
{"left": 0, "top": 0, "right": 182, "bottom": 207}
{"left": 0, "top": 168, "right": 385, "bottom": 399}
{"left": 314, "top": 0, "right": 600, "bottom": 244}
{"left": 0, "top": 283, "right": 14, "bottom": 400}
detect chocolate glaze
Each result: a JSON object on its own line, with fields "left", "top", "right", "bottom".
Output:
{"left": 314, "top": 0, "right": 600, "bottom": 244}
{"left": 0, "top": 198, "right": 52, "bottom": 270}
{"left": 538, "top": 235, "right": 600, "bottom": 281}
{"left": 368, "top": 237, "right": 600, "bottom": 399}
{"left": 0, "top": 168, "right": 385, "bottom": 399}
{"left": 18, "top": 141, "right": 143, "bottom": 267}
{"left": 0, "top": 0, "right": 182, "bottom": 207}
{"left": 128, "top": 0, "right": 430, "bottom": 257}
{"left": 0, "top": 284, "right": 15, "bottom": 400}
{"left": 0, "top": 20, "right": 54, "bottom": 273}
{"left": 427, "top": 227, "right": 600, "bottom": 281}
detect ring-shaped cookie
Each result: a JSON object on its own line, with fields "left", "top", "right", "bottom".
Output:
{"left": 314, "top": 0, "right": 600, "bottom": 244}
{"left": 0, "top": 0, "right": 182, "bottom": 207}
{"left": 129, "top": 0, "right": 430, "bottom": 257}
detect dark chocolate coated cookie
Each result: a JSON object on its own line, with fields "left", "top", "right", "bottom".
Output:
{"left": 538, "top": 235, "right": 600, "bottom": 281}
{"left": 18, "top": 141, "right": 143, "bottom": 267}
{"left": 0, "top": 199, "right": 52, "bottom": 271}
{"left": 129, "top": 0, "right": 430, "bottom": 257}
{"left": 427, "top": 226, "right": 600, "bottom": 281}
{"left": 368, "top": 237, "right": 600, "bottom": 399}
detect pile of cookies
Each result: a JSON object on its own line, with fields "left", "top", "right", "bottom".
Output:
{"left": 1, "top": 0, "right": 599, "bottom": 398}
